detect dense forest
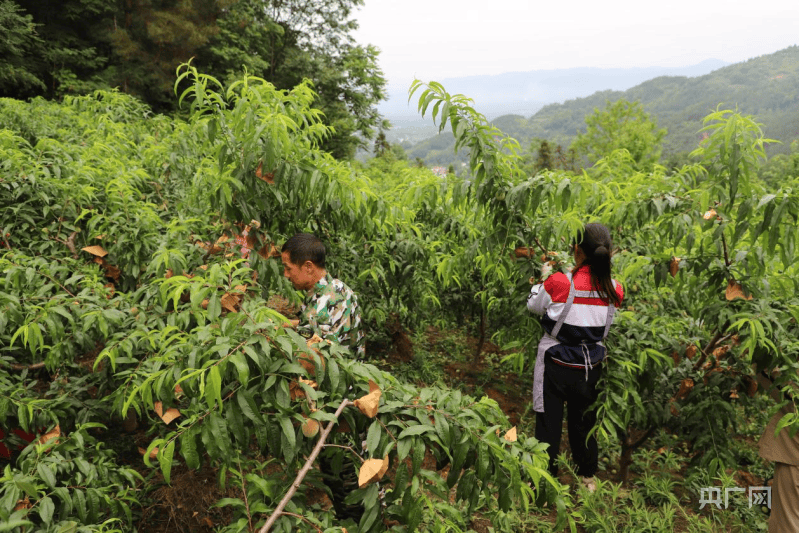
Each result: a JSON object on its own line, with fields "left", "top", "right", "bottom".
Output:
{"left": 0, "top": 0, "right": 386, "bottom": 159}
{"left": 2, "top": 2, "right": 799, "bottom": 532}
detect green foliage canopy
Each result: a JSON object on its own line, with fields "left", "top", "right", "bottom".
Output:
{"left": 570, "top": 98, "right": 667, "bottom": 170}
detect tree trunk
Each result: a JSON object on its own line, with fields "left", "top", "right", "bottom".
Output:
{"left": 473, "top": 310, "right": 486, "bottom": 364}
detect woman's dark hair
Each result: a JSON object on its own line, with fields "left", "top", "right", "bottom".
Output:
{"left": 575, "top": 223, "right": 620, "bottom": 306}
{"left": 282, "top": 233, "right": 326, "bottom": 268}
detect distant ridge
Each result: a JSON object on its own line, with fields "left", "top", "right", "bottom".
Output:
{"left": 401, "top": 46, "right": 799, "bottom": 166}
{"left": 381, "top": 59, "right": 728, "bottom": 120}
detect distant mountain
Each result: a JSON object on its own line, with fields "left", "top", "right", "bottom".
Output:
{"left": 382, "top": 59, "right": 728, "bottom": 120}
{"left": 381, "top": 59, "right": 728, "bottom": 149}
{"left": 400, "top": 46, "right": 799, "bottom": 166}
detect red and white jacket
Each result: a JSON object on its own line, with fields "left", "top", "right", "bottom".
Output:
{"left": 527, "top": 265, "right": 624, "bottom": 367}
{"left": 528, "top": 266, "right": 624, "bottom": 412}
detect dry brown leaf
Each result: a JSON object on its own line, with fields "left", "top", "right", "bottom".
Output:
{"left": 342, "top": 529, "right": 348, "bottom": 533}
{"left": 38, "top": 425, "right": 61, "bottom": 445}
{"left": 299, "top": 335, "right": 327, "bottom": 376}
{"left": 258, "top": 242, "right": 281, "bottom": 259}
{"left": 154, "top": 401, "right": 181, "bottom": 424}
{"left": 686, "top": 344, "right": 697, "bottom": 360}
{"left": 289, "top": 381, "right": 306, "bottom": 401}
{"left": 354, "top": 381, "right": 382, "bottom": 418}
{"left": 201, "top": 299, "right": 209, "bottom": 310}
{"left": 14, "top": 497, "right": 31, "bottom": 511}
{"left": 657, "top": 447, "right": 666, "bottom": 454}
{"left": 301, "top": 418, "right": 320, "bottom": 438}
{"left": 66, "top": 231, "right": 78, "bottom": 257}
{"left": 216, "top": 234, "right": 230, "bottom": 245}
{"left": 729, "top": 388, "right": 740, "bottom": 399}
{"left": 725, "top": 279, "right": 752, "bottom": 301}
{"left": 255, "top": 160, "right": 278, "bottom": 184}
{"left": 221, "top": 293, "right": 240, "bottom": 313}
{"left": 503, "top": 427, "right": 518, "bottom": 442}
{"left": 513, "top": 247, "right": 533, "bottom": 258}
{"left": 358, "top": 456, "right": 389, "bottom": 488}
{"left": 102, "top": 262, "right": 121, "bottom": 281}
{"left": 299, "top": 378, "right": 318, "bottom": 389}
{"left": 675, "top": 378, "right": 694, "bottom": 400}
{"left": 669, "top": 256, "right": 681, "bottom": 277}
{"left": 712, "top": 345, "right": 731, "bottom": 360}
{"left": 246, "top": 231, "right": 259, "bottom": 251}
{"left": 703, "top": 208, "right": 717, "bottom": 220}
{"left": 203, "top": 517, "right": 214, "bottom": 528}
{"left": 138, "top": 446, "right": 158, "bottom": 459}
{"left": 82, "top": 245, "right": 108, "bottom": 257}
{"left": 175, "top": 383, "right": 184, "bottom": 398}
{"left": 104, "top": 283, "right": 116, "bottom": 299}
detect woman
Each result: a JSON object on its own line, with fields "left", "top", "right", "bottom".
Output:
{"left": 527, "top": 223, "right": 623, "bottom": 492}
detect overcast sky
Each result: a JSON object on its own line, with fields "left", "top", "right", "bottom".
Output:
{"left": 352, "top": 0, "right": 798, "bottom": 87}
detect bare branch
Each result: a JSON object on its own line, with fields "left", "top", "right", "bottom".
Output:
{"left": 259, "top": 398, "right": 352, "bottom": 533}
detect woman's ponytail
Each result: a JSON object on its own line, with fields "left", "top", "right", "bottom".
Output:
{"left": 577, "top": 224, "right": 621, "bottom": 307}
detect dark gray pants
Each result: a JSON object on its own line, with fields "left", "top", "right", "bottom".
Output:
{"left": 534, "top": 356, "right": 603, "bottom": 478}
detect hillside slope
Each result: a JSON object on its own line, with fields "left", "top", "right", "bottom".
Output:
{"left": 406, "top": 46, "right": 799, "bottom": 166}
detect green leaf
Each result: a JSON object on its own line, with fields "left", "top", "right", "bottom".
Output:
{"left": 278, "top": 415, "right": 296, "bottom": 453}
{"left": 365, "top": 420, "right": 381, "bottom": 456}
{"left": 73, "top": 489, "right": 87, "bottom": 521}
{"left": 159, "top": 439, "right": 176, "bottom": 484}
{"left": 36, "top": 463, "right": 56, "bottom": 490}
{"left": 397, "top": 424, "right": 433, "bottom": 440}
{"left": 39, "top": 495, "right": 55, "bottom": 523}
{"left": 56, "top": 521, "right": 78, "bottom": 533}
{"left": 206, "top": 366, "right": 223, "bottom": 409}
{"left": 236, "top": 389, "right": 261, "bottom": 424}
{"left": 181, "top": 428, "right": 200, "bottom": 470}
{"left": 15, "top": 479, "right": 38, "bottom": 498}
{"left": 398, "top": 437, "right": 412, "bottom": 461}
{"left": 0, "top": 521, "right": 34, "bottom": 532}
{"left": 230, "top": 351, "right": 250, "bottom": 386}
{"left": 207, "top": 296, "right": 221, "bottom": 321}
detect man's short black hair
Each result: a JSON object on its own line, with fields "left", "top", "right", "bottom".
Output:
{"left": 282, "top": 233, "right": 326, "bottom": 268}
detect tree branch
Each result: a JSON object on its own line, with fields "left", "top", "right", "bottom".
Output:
{"left": 259, "top": 398, "right": 352, "bottom": 533}
{"left": 721, "top": 232, "right": 731, "bottom": 267}
{"left": 533, "top": 237, "right": 548, "bottom": 257}
{"left": 8, "top": 362, "right": 46, "bottom": 372}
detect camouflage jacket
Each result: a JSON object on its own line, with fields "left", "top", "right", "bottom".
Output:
{"left": 297, "top": 273, "right": 366, "bottom": 359}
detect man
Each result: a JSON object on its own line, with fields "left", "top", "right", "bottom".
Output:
{"left": 757, "top": 371, "right": 799, "bottom": 531}
{"left": 281, "top": 233, "right": 365, "bottom": 359}
{"left": 280, "top": 232, "right": 366, "bottom": 523}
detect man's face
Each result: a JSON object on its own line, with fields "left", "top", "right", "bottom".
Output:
{"left": 281, "top": 251, "right": 315, "bottom": 291}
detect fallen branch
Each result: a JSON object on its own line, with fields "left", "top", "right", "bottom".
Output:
{"left": 8, "top": 362, "right": 46, "bottom": 372}
{"left": 259, "top": 398, "right": 352, "bottom": 533}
